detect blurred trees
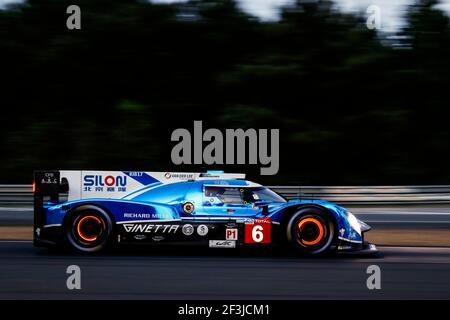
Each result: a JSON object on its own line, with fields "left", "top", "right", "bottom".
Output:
{"left": 1, "top": 0, "right": 450, "bottom": 184}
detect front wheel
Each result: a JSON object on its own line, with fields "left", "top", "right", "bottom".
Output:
{"left": 286, "top": 207, "right": 335, "bottom": 255}
{"left": 65, "top": 205, "right": 113, "bottom": 253}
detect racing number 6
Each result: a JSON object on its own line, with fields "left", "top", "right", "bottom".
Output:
{"left": 252, "top": 225, "right": 264, "bottom": 242}
{"left": 245, "top": 219, "right": 271, "bottom": 244}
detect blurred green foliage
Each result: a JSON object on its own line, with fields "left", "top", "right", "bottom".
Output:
{"left": 1, "top": 0, "right": 450, "bottom": 184}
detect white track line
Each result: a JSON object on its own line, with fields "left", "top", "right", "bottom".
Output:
{"left": 381, "top": 246, "right": 450, "bottom": 253}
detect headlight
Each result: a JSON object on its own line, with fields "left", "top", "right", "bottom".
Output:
{"left": 345, "top": 211, "right": 361, "bottom": 235}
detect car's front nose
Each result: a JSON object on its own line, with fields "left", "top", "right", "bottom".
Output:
{"left": 337, "top": 241, "right": 378, "bottom": 255}
{"left": 358, "top": 218, "right": 372, "bottom": 233}
{"left": 338, "top": 210, "right": 378, "bottom": 255}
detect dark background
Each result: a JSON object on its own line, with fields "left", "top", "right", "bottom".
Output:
{"left": 1, "top": 0, "right": 450, "bottom": 185}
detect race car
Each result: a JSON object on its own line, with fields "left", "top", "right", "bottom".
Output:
{"left": 33, "top": 170, "right": 377, "bottom": 255}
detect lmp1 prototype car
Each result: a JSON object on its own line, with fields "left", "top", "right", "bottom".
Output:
{"left": 33, "top": 170, "right": 377, "bottom": 255}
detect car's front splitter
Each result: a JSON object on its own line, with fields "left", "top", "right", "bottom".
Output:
{"left": 336, "top": 241, "right": 378, "bottom": 255}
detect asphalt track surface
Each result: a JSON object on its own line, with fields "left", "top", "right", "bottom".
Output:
{"left": 1, "top": 241, "right": 450, "bottom": 299}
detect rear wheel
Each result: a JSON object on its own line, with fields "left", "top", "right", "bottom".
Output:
{"left": 286, "top": 207, "right": 335, "bottom": 255}
{"left": 65, "top": 206, "right": 113, "bottom": 253}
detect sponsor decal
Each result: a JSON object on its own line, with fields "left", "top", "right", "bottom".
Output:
{"left": 165, "top": 172, "right": 195, "bottom": 180}
{"left": 243, "top": 218, "right": 254, "bottom": 224}
{"left": 83, "top": 174, "right": 128, "bottom": 192}
{"left": 123, "top": 213, "right": 172, "bottom": 219}
{"left": 152, "top": 236, "right": 165, "bottom": 242}
{"left": 123, "top": 223, "right": 179, "bottom": 234}
{"left": 182, "top": 224, "right": 194, "bottom": 236}
{"left": 126, "top": 172, "right": 143, "bottom": 177}
{"left": 209, "top": 240, "right": 236, "bottom": 248}
{"left": 244, "top": 218, "right": 271, "bottom": 244}
{"left": 197, "top": 224, "right": 209, "bottom": 236}
{"left": 182, "top": 202, "right": 195, "bottom": 214}
{"left": 339, "top": 228, "right": 345, "bottom": 237}
{"left": 236, "top": 218, "right": 253, "bottom": 224}
{"left": 225, "top": 228, "right": 238, "bottom": 241}
{"left": 134, "top": 235, "right": 147, "bottom": 240}
{"left": 225, "top": 222, "right": 237, "bottom": 228}
{"left": 41, "top": 172, "right": 58, "bottom": 184}
{"left": 124, "top": 213, "right": 152, "bottom": 219}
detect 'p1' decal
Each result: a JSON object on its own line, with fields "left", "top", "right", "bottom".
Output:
{"left": 244, "top": 218, "right": 271, "bottom": 244}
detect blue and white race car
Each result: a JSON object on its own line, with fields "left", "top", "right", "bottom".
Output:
{"left": 33, "top": 170, "right": 377, "bottom": 255}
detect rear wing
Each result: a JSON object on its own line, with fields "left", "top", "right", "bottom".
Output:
{"left": 33, "top": 171, "right": 64, "bottom": 244}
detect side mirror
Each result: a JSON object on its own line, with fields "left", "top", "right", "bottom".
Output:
{"left": 260, "top": 204, "right": 269, "bottom": 215}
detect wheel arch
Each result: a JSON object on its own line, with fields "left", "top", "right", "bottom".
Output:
{"left": 278, "top": 204, "right": 340, "bottom": 243}
{"left": 62, "top": 203, "right": 117, "bottom": 232}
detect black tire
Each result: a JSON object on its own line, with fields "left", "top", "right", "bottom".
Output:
{"left": 65, "top": 205, "right": 113, "bottom": 253}
{"left": 286, "top": 207, "right": 335, "bottom": 255}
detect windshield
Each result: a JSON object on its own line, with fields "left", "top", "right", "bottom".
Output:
{"left": 203, "top": 186, "right": 287, "bottom": 205}
{"left": 242, "top": 187, "right": 287, "bottom": 203}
